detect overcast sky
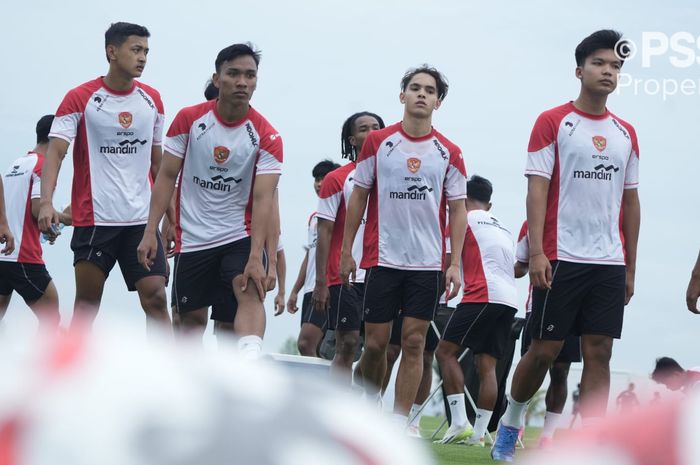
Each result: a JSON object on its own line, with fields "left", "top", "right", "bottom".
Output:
{"left": 2, "top": 0, "right": 700, "bottom": 376}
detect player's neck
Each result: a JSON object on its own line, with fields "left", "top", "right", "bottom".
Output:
{"left": 103, "top": 68, "right": 135, "bottom": 92}
{"left": 573, "top": 90, "right": 608, "bottom": 116}
{"left": 217, "top": 99, "right": 249, "bottom": 123}
{"left": 401, "top": 115, "right": 432, "bottom": 138}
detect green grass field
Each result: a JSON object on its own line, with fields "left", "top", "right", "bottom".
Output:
{"left": 419, "top": 416, "right": 542, "bottom": 465}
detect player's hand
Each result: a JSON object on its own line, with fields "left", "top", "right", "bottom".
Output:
{"left": 287, "top": 291, "right": 299, "bottom": 314}
{"left": 38, "top": 203, "right": 59, "bottom": 236}
{"left": 624, "top": 268, "right": 635, "bottom": 305}
{"left": 312, "top": 283, "right": 330, "bottom": 313}
{"left": 161, "top": 225, "right": 176, "bottom": 258}
{"left": 339, "top": 251, "right": 356, "bottom": 288}
{"left": 274, "top": 293, "right": 285, "bottom": 316}
{"left": 59, "top": 205, "right": 72, "bottom": 226}
{"left": 265, "top": 266, "right": 277, "bottom": 292}
{"left": 0, "top": 222, "right": 15, "bottom": 255}
{"left": 529, "top": 253, "right": 552, "bottom": 289}
{"left": 136, "top": 230, "right": 159, "bottom": 271}
{"left": 242, "top": 256, "right": 267, "bottom": 301}
{"left": 687, "top": 272, "right": 700, "bottom": 314}
{"left": 444, "top": 264, "right": 462, "bottom": 300}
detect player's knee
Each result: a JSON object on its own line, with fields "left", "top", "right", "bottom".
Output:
{"left": 179, "top": 310, "right": 207, "bottom": 327}
{"left": 363, "top": 336, "right": 387, "bottom": 359}
{"left": 143, "top": 290, "right": 167, "bottom": 314}
{"left": 337, "top": 333, "right": 359, "bottom": 357}
{"left": 401, "top": 332, "right": 425, "bottom": 357}
{"left": 297, "top": 336, "right": 315, "bottom": 356}
{"left": 582, "top": 337, "right": 613, "bottom": 366}
{"left": 549, "top": 364, "right": 570, "bottom": 385}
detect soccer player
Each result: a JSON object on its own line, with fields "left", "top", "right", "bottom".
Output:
{"left": 38, "top": 22, "right": 170, "bottom": 333}
{"left": 686, "top": 252, "right": 700, "bottom": 313}
{"left": 616, "top": 383, "right": 640, "bottom": 413}
{"left": 287, "top": 159, "right": 340, "bottom": 356}
{"left": 435, "top": 175, "right": 516, "bottom": 446}
{"left": 340, "top": 65, "right": 468, "bottom": 425}
{"left": 137, "top": 43, "right": 282, "bottom": 359}
{"left": 0, "top": 115, "right": 71, "bottom": 331}
{"left": 515, "top": 220, "right": 582, "bottom": 446}
{"left": 492, "top": 30, "right": 640, "bottom": 462}
{"left": 651, "top": 357, "right": 700, "bottom": 393}
{"left": 313, "top": 112, "right": 385, "bottom": 382}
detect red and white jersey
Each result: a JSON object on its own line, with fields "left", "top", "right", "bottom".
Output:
{"left": 317, "top": 162, "right": 366, "bottom": 285}
{"left": 355, "top": 123, "right": 467, "bottom": 271}
{"left": 525, "top": 102, "right": 639, "bottom": 265}
{"left": 49, "top": 77, "right": 164, "bottom": 227}
{"left": 460, "top": 210, "right": 517, "bottom": 308}
{"left": 165, "top": 101, "right": 282, "bottom": 253}
{"left": 1, "top": 153, "right": 44, "bottom": 264}
{"left": 515, "top": 221, "right": 533, "bottom": 314}
{"left": 302, "top": 212, "right": 318, "bottom": 294}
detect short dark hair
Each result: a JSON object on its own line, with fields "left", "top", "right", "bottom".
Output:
{"left": 204, "top": 79, "right": 218, "bottom": 101}
{"left": 340, "top": 111, "right": 386, "bottom": 161}
{"left": 312, "top": 159, "right": 340, "bottom": 179}
{"left": 36, "top": 115, "right": 55, "bottom": 144}
{"left": 467, "top": 175, "right": 493, "bottom": 203}
{"left": 575, "top": 29, "right": 626, "bottom": 66}
{"left": 401, "top": 65, "right": 449, "bottom": 101}
{"left": 104, "top": 22, "right": 150, "bottom": 63}
{"left": 215, "top": 43, "right": 261, "bottom": 72}
{"left": 652, "top": 357, "right": 684, "bottom": 382}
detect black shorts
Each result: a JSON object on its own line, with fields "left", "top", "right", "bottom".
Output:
{"left": 328, "top": 284, "right": 364, "bottom": 332}
{"left": 530, "top": 261, "right": 626, "bottom": 340}
{"left": 173, "top": 237, "right": 254, "bottom": 314}
{"left": 0, "top": 262, "right": 52, "bottom": 304}
{"left": 389, "top": 314, "right": 440, "bottom": 352}
{"left": 362, "top": 266, "right": 442, "bottom": 324}
{"left": 442, "top": 302, "right": 517, "bottom": 359}
{"left": 301, "top": 291, "right": 328, "bottom": 331}
{"left": 521, "top": 313, "right": 582, "bottom": 363}
{"left": 71, "top": 225, "right": 167, "bottom": 291}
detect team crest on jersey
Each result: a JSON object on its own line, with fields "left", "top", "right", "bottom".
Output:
{"left": 592, "top": 136, "right": 607, "bottom": 152}
{"left": 213, "top": 146, "right": 231, "bottom": 164}
{"left": 118, "top": 112, "right": 133, "bottom": 129}
{"left": 407, "top": 157, "right": 421, "bottom": 174}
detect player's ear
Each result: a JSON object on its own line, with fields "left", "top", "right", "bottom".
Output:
{"left": 348, "top": 134, "right": 357, "bottom": 146}
{"left": 575, "top": 66, "right": 583, "bottom": 80}
{"left": 399, "top": 91, "right": 406, "bottom": 105}
{"left": 212, "top": 72, "right": 220, "bottom": 88}
{"left": 434, "top": 98, "right": 442, "bottom": 111}
{"left": 106, "top": 44, "right": 117, "bottom": 62}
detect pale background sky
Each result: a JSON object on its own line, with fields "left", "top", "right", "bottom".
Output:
{"left": 2, "top": 0, "right": 699, "bottom": 388}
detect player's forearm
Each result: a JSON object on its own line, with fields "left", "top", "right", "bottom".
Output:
{"left": 276, "top": 250, "right": 286, "bottom": 292}
{"left": 621, "top": 189, "right": 640, "bottom": 272}
{"left": 0, "top": 180, "right": 8, "bottom": 226}
{"left": 514, "top": 261, "right": 529, "bottom": 279}
{"left": 341, "top": 188, "right": 369, "bottom": 258}
{"left": 39, "top": 145, "right": 65, "bottom": 206}
{"left": 315, "top": 219, "right": 333, "bottom": 286}
{"left": 250, "top": 178, "right": 278, "bottom": 260}
{"left": 150, "top": 146, "right": 163, "bottom": 182}
{"left": 692, "top": 251, "right": 700, "bottom": 279}
{"left": 526, "top": 176, "right": 550, "bottom": 256}
{"left": 292, "top": 253, "right": 308, "bottom": 294}
{"left": 447, "top": 200, "right": 467, "bottom": 265}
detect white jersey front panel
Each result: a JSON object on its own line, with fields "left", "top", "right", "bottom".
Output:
{"left": 50, "top": 78, "right": 164, "bottom": 226}
{"left": 303, "top": 213, "right": 318, "bottom": 294}
{"left": 1, "top": 153, "right": 43, "bottom": 264}
{"left": 355, "top": 123, "right": 467, "bottom": 271}
{"left": 165, "top": 102, "right": 282, "bottom": 253}
{"left": 525, "top": 102, "right": 639, "bottom": 265}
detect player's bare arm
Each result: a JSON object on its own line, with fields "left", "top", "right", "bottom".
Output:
{"left": 0, "top": 178, "right": 15, "bottom": 255}
{"left": 137, "top": 152, "right": 182, "bottom": 271}
{"left": 273, "top": 249, "right": 286, "bottom": 316}
{"left": 265, "top": 189, "right": 281, "bottom": 292}
{"left": 687, "top": 251, "right": 700, "bottom": 313}
{"left": 621, "top": 188, "right": 640, "bottom": 305}
{"left": 312, "top": 218, "right": 333, "bottom": 312}
{"left": 242, "top": 173, "right": 279, "bottom": 301}
{"left": 446, "top": 199, "right": 467, "bottom": 299}
{"left": 526, "top": 174, "right": 552, "bottom": 289}
{"left": 287, "top": 251, "right": 308, "bottom": 314}
{"left": 38, "top": 137, "right": 69, "bottom": 234}
{"left": 339, "top": 186, "right": 370, "bottom": 287}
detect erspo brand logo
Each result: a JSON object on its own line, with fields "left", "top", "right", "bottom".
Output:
{"left": 119, "top": 112, "right": 133, "bottom": 129}
{"left": 213, "top": 146, "right": 231, "bottom": 165}
{"left": 592, "top": 136, "right": 607, "bottom": 152}
{"left": 407, "top": 157, "right": 421, "bottom": 174}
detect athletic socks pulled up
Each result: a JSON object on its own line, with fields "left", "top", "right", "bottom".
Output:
{"left": 446, "top": 394, "right": 470, "bottom": 428}
{"left": 501, "top": 394, "right": 529, "bottom": 429}
{"left": 237, "top": 335, "right": 263, "bottom": 360}
{"left": 541, "top": 411, "right": 562, "bottom": 438}
{"left": 473, "top": 408, "right": 493, "bottom": 440}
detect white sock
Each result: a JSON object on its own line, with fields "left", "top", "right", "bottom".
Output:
{"left": 409, "top": 403, "right": 422, "bottom": 428}
{"left": 541, "top": 411, "right": 562, "bottom": 438}
{"left": 446, "top": 394, "right": 468, "bottom": 428}
{"left": 237, "top": 335, "right": 263, "bottom": 360}
{"left": 473, "top": 408, "right": 493, "bottom": 440}
{"left": 501, "top": 394, "right": 529, "bottom": 429}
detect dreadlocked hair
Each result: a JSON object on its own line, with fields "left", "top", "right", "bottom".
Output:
{"left": 340, "top": 111, "right": 385, "bottom": 161}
